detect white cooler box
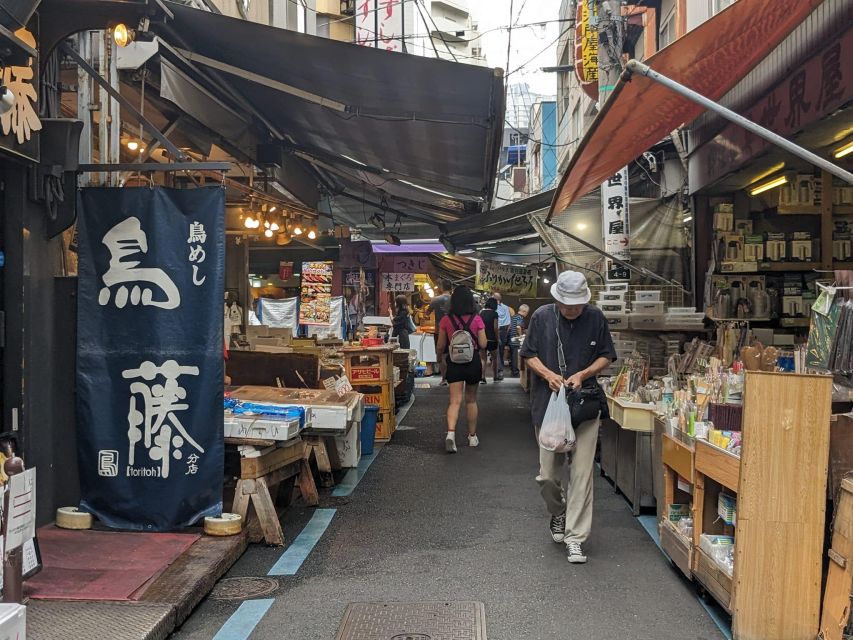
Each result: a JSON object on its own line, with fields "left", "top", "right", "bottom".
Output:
{"left": 334, "top": 420, "right": 362, "bottom": 468}
{"left": 0, "top": 604, "right": 25, "bottom": 640}
{"left": 229, "top": 387, "right": 365, "bottom": 435}
{"left": 224, "top": 414, "right": 304, "bottom": 441}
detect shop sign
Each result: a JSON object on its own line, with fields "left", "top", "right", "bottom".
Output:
{"left": 278, "top": 261, "right": 293, "bottom": 281}
{"left": 382, "top": 272, "right": 414, "bottom": 292}
{"left": 355, "top": 0, "right": 404, "bottom": 52}
{"left": 389, "top": 256, "right": 428, "bottom": 273}
{"left": 574, "top": 0, "right": 599, "bottom": 100}
{"left": 6, "top": 468, "right": 35, "bottom": 550}
{"left": 76, "top": 187, "right": 225, "bottom": 531}
{"left": 691, "top": 28, "right": 853, "bottom": 193}
{"left": 345, "top": 269, "right": 375, "bottom": 287}
{"left": 0, "top": 26, "right": 41, "bottom": 163}
{"left": 475, "top": 260, "right": 537, "bottom": 297}
{"left": 299, "top": 261, "right": 334, "bottom": 325}
{"left": 601, "top": 167, "right": 631, "bottom": 282}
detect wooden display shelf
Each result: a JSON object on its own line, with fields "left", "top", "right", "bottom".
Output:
{"left": 659, "top": 432, "right": 696, "bottom": 580}
{"left": 606, "top": 396, "right": 656, "bottom": 432}
{"left": 660, "top": 519, "right": 693, "bottom": 579}
{"left": 690, "top": 371, "right": 832, "bottom": 640}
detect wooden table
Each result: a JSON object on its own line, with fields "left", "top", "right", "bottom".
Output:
{"left": 229, "top": 438, "right": 318, "bottom": 546}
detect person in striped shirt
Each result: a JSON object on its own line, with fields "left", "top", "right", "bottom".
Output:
{"left": 508, "top": 304, "right": 529, "bottom": 376}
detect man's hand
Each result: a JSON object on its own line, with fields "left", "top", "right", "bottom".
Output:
{"left": 565, "top": 371, "right": 585, "bottom": 390}
{"left": 545, "top": 371, "right": 564, "bottom": 392}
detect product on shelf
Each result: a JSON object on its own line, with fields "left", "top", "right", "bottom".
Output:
{"left": 700, "top": 533, "right": 735, "bottom": 578}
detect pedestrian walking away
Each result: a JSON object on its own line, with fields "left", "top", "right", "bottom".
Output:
{"left": 436, "top": 285, "right": 488, "bottom": 453}
{"left": 492, "top": 291, "right": 511, "bottom": 379}
{"left": 479, "top": 298, "right": 500, "bottom": 383}
{"left": 429, "top": 287, "right": 451, "bottom": 385}
{"left": 520, "top": 271, "right": 616, "bottom": 564}
{"left": 509, "top": 304, "right": 529, "bottom": 377}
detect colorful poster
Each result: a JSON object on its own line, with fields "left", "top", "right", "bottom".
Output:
{"left": 602, "top": 167, "right": 631, "bottom": 282}
{"left": 76, "top": 187, "right": 225, "bottom": 531}
{"left": 475, "top": 261, "right": 538, "bottom": 297}
{"left": 299, "top": 261, "right": 334, "bottom": 325}
{"left": 382, "top": 272, "right": 415, "bottom": 292}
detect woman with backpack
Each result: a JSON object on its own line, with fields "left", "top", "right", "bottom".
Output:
{"left": 435, "top": 285, "right": 488, "bottom": 453}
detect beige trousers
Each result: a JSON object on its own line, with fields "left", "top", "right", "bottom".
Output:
{"left": 536, "top": 416, "right": 600, "bottom": 544}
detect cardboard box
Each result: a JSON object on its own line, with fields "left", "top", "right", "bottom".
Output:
{"left": 734, "top": 220, "right": 754, "bottom": 235}
{"left": 765, "top": 239, "right": 787, "bottom": 261}
{"left": 789, "top": 239, "right": 812, "bottom": 261}
{"left": 783, "top": 296, "right": 805, "bottom": 317}
{"left": 713, "top": 211, "right": 734, "bottom": 231}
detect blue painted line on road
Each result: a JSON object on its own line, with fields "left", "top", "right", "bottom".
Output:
{"left": 332, "top": 451, "right": 378, "bottom": 497}
{"left": 212, "top": 598, "right": 274, "bottom": 640}
{"left": 267, "top": 508, "right": 336, "bottom": 576}
{"left": 637, "top": 514, "right": 660, "bottom": 548}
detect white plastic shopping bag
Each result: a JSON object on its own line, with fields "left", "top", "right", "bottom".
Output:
{"left": 538, "top": 385, "right": 576, "bottom": 453}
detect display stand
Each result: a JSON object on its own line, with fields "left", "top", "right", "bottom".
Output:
{"left": 603, "top": 396, "right": 657, "bottom": 515}
{"left": 659, "top": 431, "right": 695, "bottom": 580}
{"left": 343, "top": 345, "right": 398, "bottom": 441}
{"left": 229, "top": 438, "right": 319, "bottom": 546}
{"left": 691, "top": 371, "right": 831, "bottom": 640}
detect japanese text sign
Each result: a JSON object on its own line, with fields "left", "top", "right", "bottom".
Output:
{"left": 299, "top": 261, "right": 334, "bottom": 325}
{"left": 475, "top": 261, "right": 537, "bottom": 297}
{"left": 76, "top": 187, "right": 225, "bottom": 531}
{"left": 575, "top": 1, "right": 598, "bottom": 89}
{"left": 601, "top": 167, "right": 631, "bottom": 282}
{"left": 382, "top": 272, "right": 415, "bottom": 292}
{"left": 355, "top": 0, "right": 404, "bottom": 52}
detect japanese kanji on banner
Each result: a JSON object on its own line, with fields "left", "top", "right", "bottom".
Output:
{"left": 76, "top": 187, "right": 225, "bottom": 531}
{"left": 475, "top": 261, "right": 538, "bottom": 297}
{"left": 601, "top": 167, "right": 631, "bottom": 282}
{"left": 381, "top": 272, "right": 414, "bottom": 292}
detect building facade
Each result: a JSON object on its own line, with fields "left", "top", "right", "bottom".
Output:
{"left": 527, "top": 100, "right": 558, "bottom": 194}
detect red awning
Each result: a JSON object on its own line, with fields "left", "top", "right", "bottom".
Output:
{"left": 548, "top": 0, "right": 824, "bottom": 219}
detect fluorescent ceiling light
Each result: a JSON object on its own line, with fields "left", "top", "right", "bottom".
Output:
{"left": 835, "top": 141, "right": 853, "bottom": 159}
{"left": 749, "top": 175, "right": 788, "bottom": 196}
{"left": 682, "top": 216, "right": 693, "bottom": 223}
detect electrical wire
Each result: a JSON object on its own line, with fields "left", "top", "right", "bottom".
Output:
{"left": 413, "top": 0, "right": 445, "bottom": 60}
{"left": 504, "top": 0, "right": 514, "bottom": 91}
{"left": 420, "top": 0, "right": 459, "bottom": 62}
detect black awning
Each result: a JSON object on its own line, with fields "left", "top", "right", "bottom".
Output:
{"left": 443, "top": 189, "right": 554, "bottom": 247}
{"left": 152, "top": 2, "right": 504, "bottom": 213}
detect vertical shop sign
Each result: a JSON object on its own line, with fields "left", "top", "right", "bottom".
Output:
{"left": 279, "top": 261, "right": 294, "bottom": 281}
{"left": 76, "top": 187, "right": 225, "bottom": 531}
{"left": 355, "top": 0, "right": 404, "bottom": 52}
{"left": 382, "top": 272, "right": 415, "bottom": 292}
{"left": 299, "top": 261, "right": 334, "bottom": 325}
{"left": 574, "top": 0, "right": 599, "bottom": 100}
{"left": 602, "top": 167, "right": 631, "bottom": 282}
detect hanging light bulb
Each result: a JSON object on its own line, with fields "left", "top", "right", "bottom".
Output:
{"left": 264, "top": 220, "right": 271, "bottom": 229}
{"left": 127, "top": 139, "right": 139, "bottom": 152}
{"left": 293, "top": 223, "right": 303, "bottom": 236}
{"left": 264, "top": 228, "right": 274, "bottom": 238}
{"left": 307, "top": 228, "right": 317, "bottom": 240}
{"left": 244, "top": 214, "right": 255, "bottom": 229}
{"left": 270, "top": 221, "right": 280, "bottom": 231}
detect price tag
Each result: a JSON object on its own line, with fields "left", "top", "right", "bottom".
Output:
{"left": 322, "top": 377, "right": 337, "bottom": 391}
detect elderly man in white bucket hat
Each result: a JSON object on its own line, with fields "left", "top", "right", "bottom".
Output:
{"left": 520, "top": 270, "right": 616, "bottom": 564}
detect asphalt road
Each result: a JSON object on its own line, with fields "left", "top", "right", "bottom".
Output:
{"left": 172, "top": 378, "right": 723, "bottom": 640}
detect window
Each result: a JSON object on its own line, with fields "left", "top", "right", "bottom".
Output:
{"left": 297, "top": 0, "right": 307, "bottom": 33}
{"left": 709, "top": 0, "right": 734, "bottom": 15}
{"left": 659, "top": 8, "right": 676, "bottom": 48}
{"left": 570, "top": 103, "right": 580, "bottom": 146}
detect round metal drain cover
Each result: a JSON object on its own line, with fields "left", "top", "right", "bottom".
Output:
{"left": 210, "top": 577, "right": 279, "bottom": 600}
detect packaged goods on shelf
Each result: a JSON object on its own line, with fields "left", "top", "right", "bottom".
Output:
{"left": 598, "top": 291, "right": 626, "bottom": 302}
{"left": 604, "top": 313, "right": 629, "bottom": 329}
{"left": 668, "top": 504, "right": 691, "bottom": 522}
{"left": 700, "top": 534, "right": 735, "bottom": 578}
{"left": 718, "top": 493, "right": 737, "bottom": 526}
{"left": 598, "top": 300, "right": 627, "bottom": 314}
{"left": 634, "top": 290, "right": 661, "bottom": 302}
{"left": 633, "top": 301, "right": 666, "bottom": 314}
{"left": 630, "top": 314, "right": 666, "bottom": 330}
{"left": 606, "top": 282, "right": 629, "bottom": 293}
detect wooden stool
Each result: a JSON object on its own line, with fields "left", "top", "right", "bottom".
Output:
{"left": 229, "top": 438, "right": 319, "bottom": 546}
{"left": 303, "top": 435, "right": 342, "bottom": 488}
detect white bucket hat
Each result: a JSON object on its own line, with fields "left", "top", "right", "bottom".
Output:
{"left": 550, "top": 270, "right": 591, "bottom": 305}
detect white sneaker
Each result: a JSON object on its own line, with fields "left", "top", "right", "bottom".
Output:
{"left": 468, "top": 435, "right": 479, "bottom": 447}
{"left": 445, "top": 432, "right": 457, "bottom": 453}
{"left": 549, "top": 513, "right": 566, "bottom": 543}
{"left": 566, "top": 542, "right": 587, "bottom": 564}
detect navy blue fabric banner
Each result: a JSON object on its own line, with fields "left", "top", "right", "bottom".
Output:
{"left": 76, "top": 187, "right": 224, "bottom": 531}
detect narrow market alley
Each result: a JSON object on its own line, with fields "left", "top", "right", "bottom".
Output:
{"left": 172, "top": 380, "right": 725, "bottom": 640}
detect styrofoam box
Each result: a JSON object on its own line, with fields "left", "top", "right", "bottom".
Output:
{"left": 634, "top": 290, "right": 661, "bottom": 302}
{"left": 334, "top": 420, "right": 361, "bottom": 468}
{"left": 0, "top": 604, "right": 25, "bottom": 640}
{"left": 606, "top": 283, "right": 629, "bottom": 292}
{"left": 599, "top": 301, "right": 627, "bottom": 314}
{"left": 667, "top": 307, "right": 699, "bottom": 315}
{"left": 605, "top": 314, "right": 629, "bottom": 329}
{"left": 598, "top": 291, "right": 626, "bottom": 302}
{"left": 224, "top": 415, "right": 303, "bottom": 441}
{"left": 632, "top": 301, "right": 665, "bottom": 314}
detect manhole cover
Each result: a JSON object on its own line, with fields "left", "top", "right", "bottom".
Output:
{"left": 336, "top": 601, "right": 486, "bottom": 640}
{"left": 209, "top": 577, "right": 279, "bottom": 600}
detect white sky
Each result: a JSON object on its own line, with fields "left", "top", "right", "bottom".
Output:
{"left": 466, "top": 0, "right": 563, "bottom": 96}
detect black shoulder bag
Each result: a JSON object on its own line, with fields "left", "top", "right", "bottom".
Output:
{"left": 554, "top": 305, "right": 604, "bottom": 425}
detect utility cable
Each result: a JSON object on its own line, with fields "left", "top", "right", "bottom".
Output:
{"left": 413, "top": 0, "right": 444, "bottom": 60}
{"left": 420, "top": 0, "right": 459, "bottom": 62}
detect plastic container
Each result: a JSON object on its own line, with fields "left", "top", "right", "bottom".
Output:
{"left": 360, "top": 404, "right": 380, "bottom": 455}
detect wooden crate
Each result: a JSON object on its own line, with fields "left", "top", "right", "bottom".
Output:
{"left": 660, "top": 519, "right": 692, "bottom": 580}
{"left": 820, "top": 477, "right": 853, "bottom": 640}
{"left": 352, "top": 382, "right": 394, "bottom": 412}
{"left": 375, "top": 409, "right": 396, "bottom": 441}
{"left": 695, "top": 547, "right": 732, "bottom": 614}
{"left": 344, "top": 347, "right": 395, "bottom": 384}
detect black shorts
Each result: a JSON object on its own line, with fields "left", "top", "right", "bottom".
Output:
{"left": 485, "top": 340, "right": 499, "bottom": 352}
{"left": 446, "top": 358, "right": 483, "bottom": 384}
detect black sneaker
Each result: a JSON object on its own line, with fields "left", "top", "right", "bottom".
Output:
{"left": 549, "top": 512, "right": 566, "bottom": 543}
{"left": 566, "top": 541, "right": 587, "bottom": 564}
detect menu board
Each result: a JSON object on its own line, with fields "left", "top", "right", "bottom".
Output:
{"left": 299, "top": 261, "right": 333, "bottom": 325}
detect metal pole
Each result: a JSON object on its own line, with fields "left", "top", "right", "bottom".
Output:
{"left": 624, "top": 59, "right": 853, "bottom": 184}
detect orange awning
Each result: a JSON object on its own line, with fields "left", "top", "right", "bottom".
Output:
{"left": 548, "top": 0, "right": 824, "bottom": 219}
